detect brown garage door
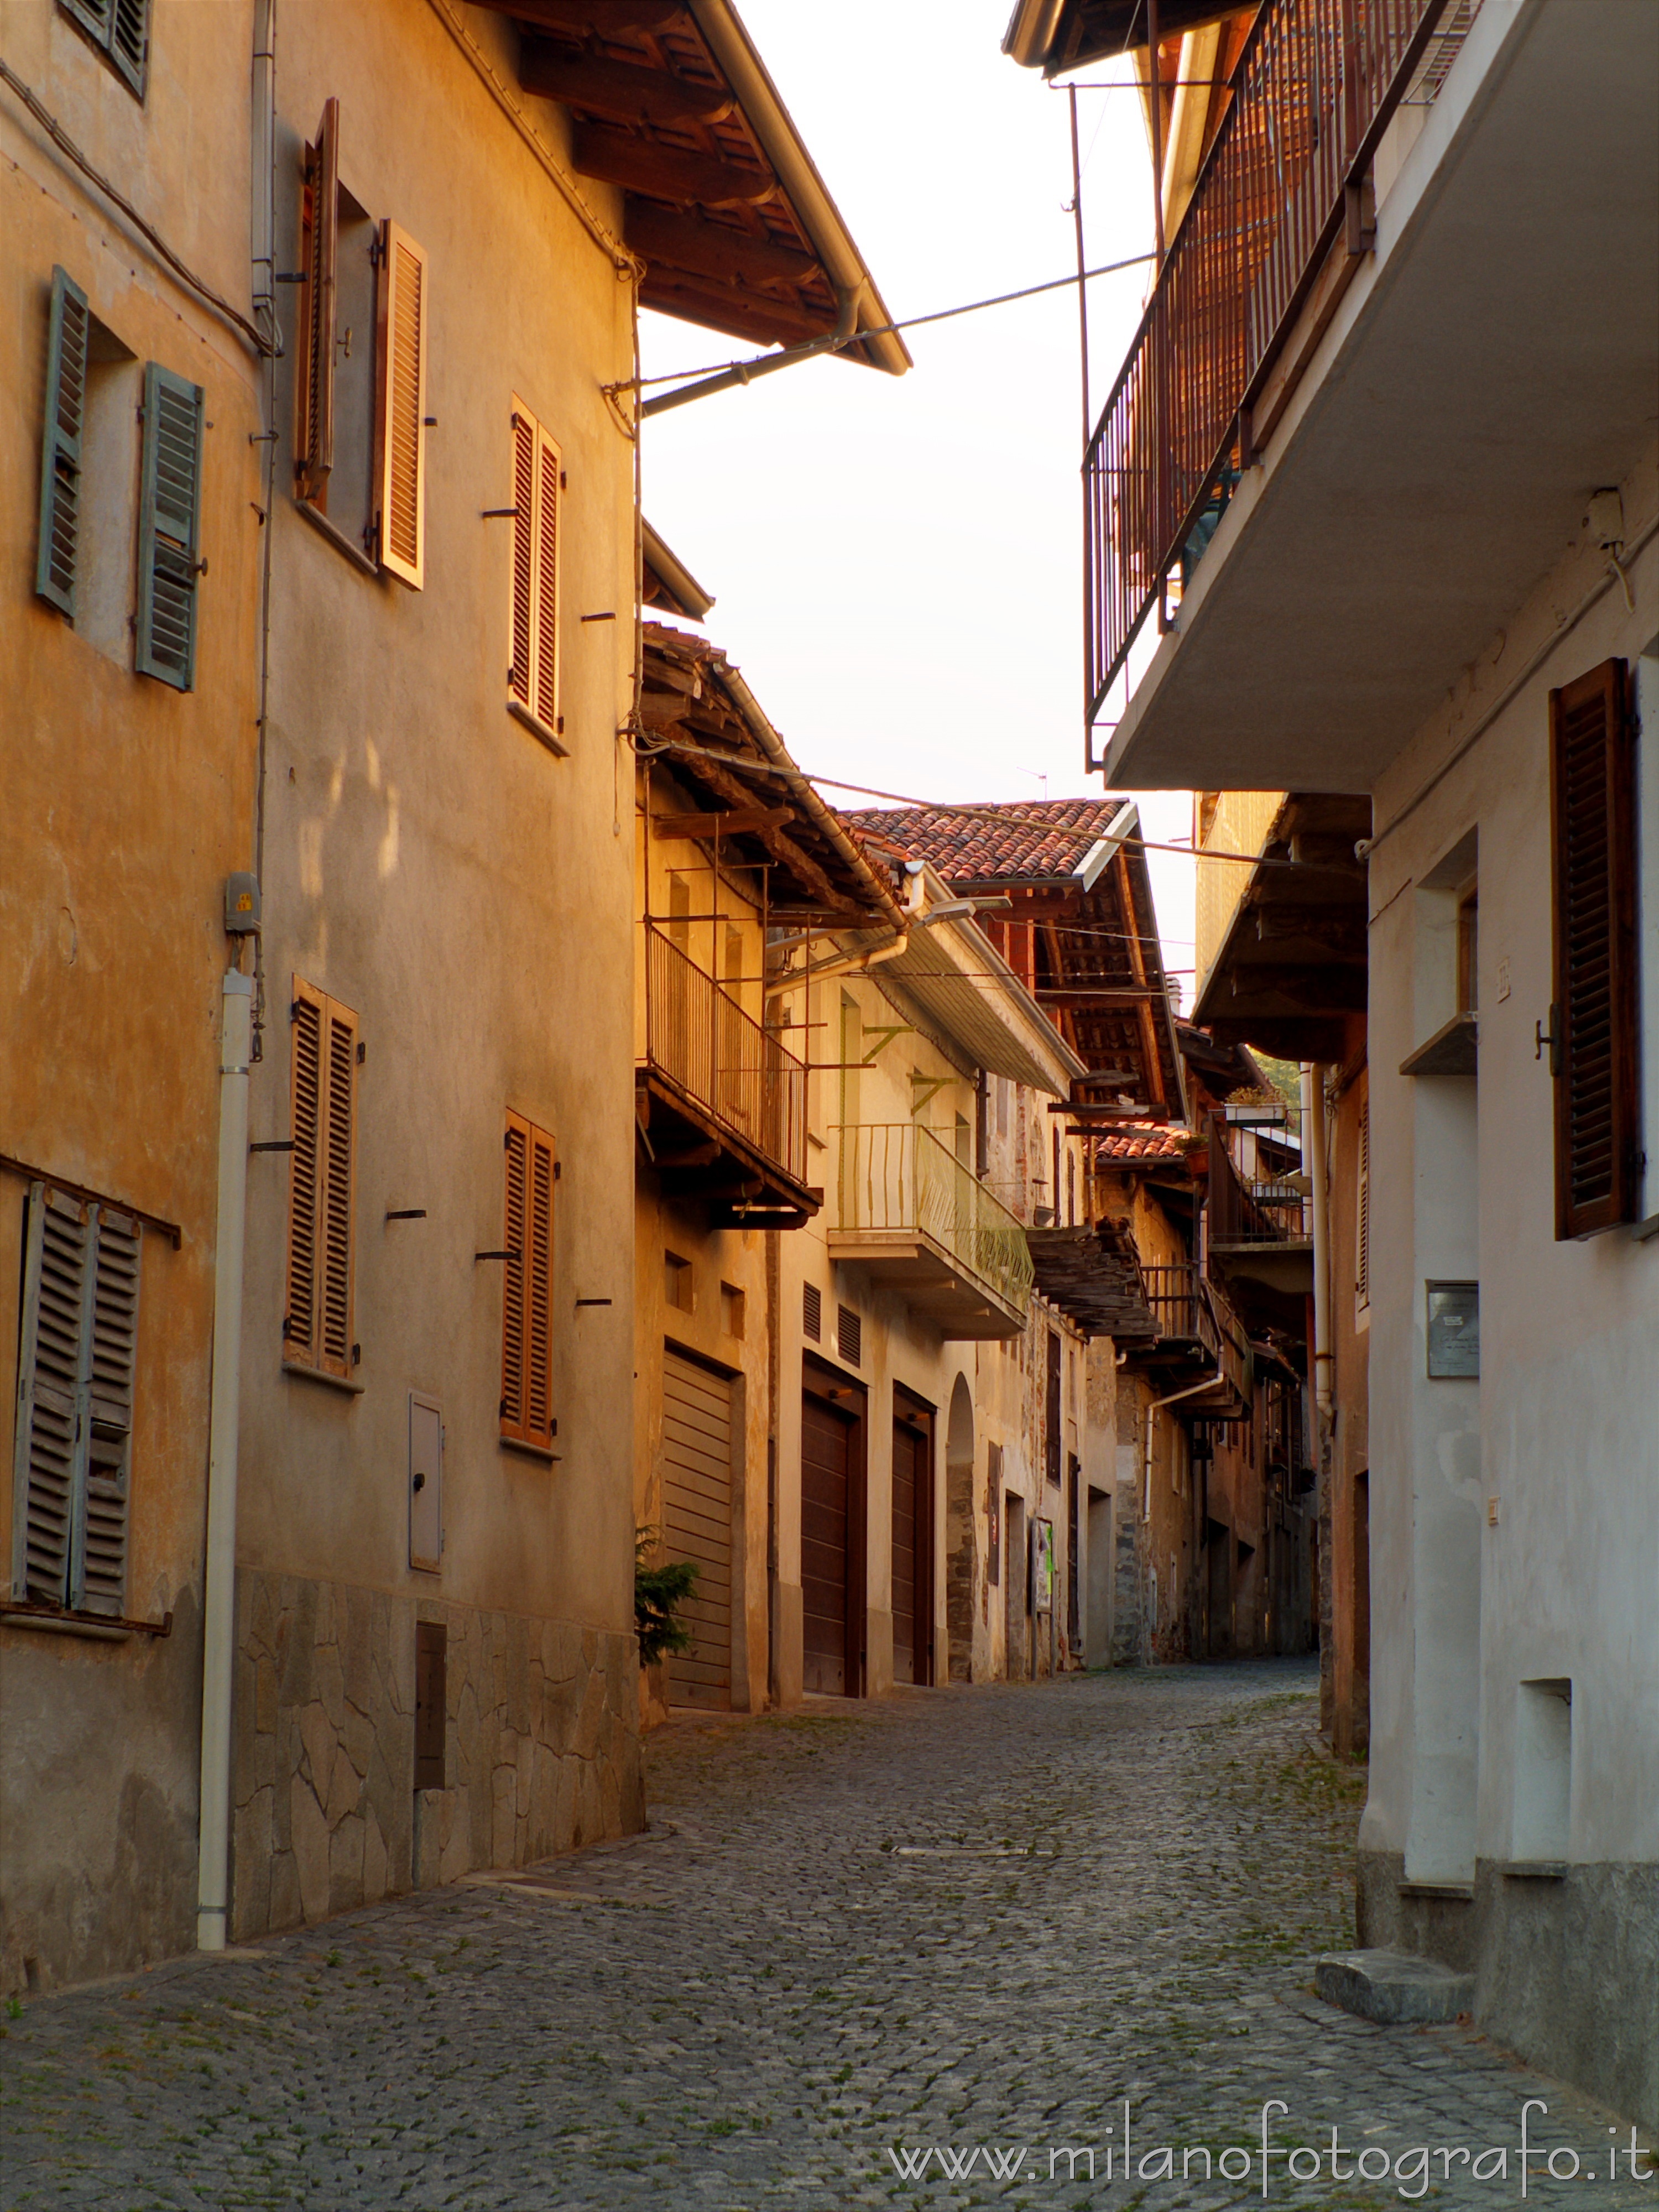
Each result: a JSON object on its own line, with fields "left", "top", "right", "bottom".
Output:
{"left": 802, "top": 1389, "right": 855, "bottom": 1695}
{"left": 891, "top": 1404, "right": 933, "bottom": 1685}
{"left": 662, "top": 1350, "right": 732, "bottom": 1710}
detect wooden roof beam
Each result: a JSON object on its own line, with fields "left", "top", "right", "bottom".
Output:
{"left": 519, "top": 45, "right": 734, "bottom": 127}
{"left": 626, "top": 201, "right": 819, "bottom": 288}
{"left": 495, "top": 1, "right": 684, "bottom": 32}
{"left": 572, "top": 125, "right": 773, "bottom": 206}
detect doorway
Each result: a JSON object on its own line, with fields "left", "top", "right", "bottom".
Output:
{"left": 944, "top": 1374, "right": 975, "bottom": 1682}
{"left": 892, "top": 1387, "right": 935, "bottom": 1686}
{"left": 801, "top": 1358, "right": 865, "bottom": 1695}
{"left": 1004, "top": 1491, "right": 1027, "bottom": 1679}
{"left": 661, "top": 1348, "right": 735, "bottom": 1710}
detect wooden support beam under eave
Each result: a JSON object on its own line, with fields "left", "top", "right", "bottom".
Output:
{"left": 494, "top": 0, "right": 684, "bottom": 32}
{"left": 518, "top": 44, "right": 734, "bottom": 127}
{"left": 625, "top": 201, "right": 820, "bottom": 289}
{"left": 572, "top": 124, "right": 774, "bottom": 207}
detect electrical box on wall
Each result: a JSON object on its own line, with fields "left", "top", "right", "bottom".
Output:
{"left": 224, "top": 872, "right": 261, "bottom": 933}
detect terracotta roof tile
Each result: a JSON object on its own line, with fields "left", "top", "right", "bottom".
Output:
{"left": 1096, "top": 1121, "right": 1188, "bottom": 1161}
{"left": 840, "top": 798, "right": 1131, "bottom": 885}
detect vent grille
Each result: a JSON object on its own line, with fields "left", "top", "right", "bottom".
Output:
{"left": 802, "top": 1282, "right": 821, "bottom": 1341}
{"left": 837, "top": 1303, "right": 862, "bottom": 1367}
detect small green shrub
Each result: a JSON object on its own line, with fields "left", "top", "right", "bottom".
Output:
{"left": 634, "top": 1529, "right": 697, "bottom": 1667}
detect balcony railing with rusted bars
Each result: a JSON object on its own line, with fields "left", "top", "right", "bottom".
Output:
{"left": 642, "top": 924, "right": 807, "bottom": 1186}
{"left": 1139, "top": 1262, "right": 1252, "bottom": 1407}
{"left": 1084, "top": 0, "right": 1472, "bottom": 721}
{"left": 836, "top": 1123, "right": 1035, "bottom": 1321}
{"left": 1207, "top": 1107, "right": 1311, "bottom": 1245}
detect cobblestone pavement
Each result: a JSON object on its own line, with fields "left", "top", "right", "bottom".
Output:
{"left": 4, "top": 1660, "right": 1653, "bottom": 2211}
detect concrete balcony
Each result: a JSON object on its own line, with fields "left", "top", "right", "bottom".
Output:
{"left": 830, "top": 1124, "right": 1033, "bottom": 1339}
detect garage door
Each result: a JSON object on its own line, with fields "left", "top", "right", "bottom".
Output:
{"left": 802, "top": 1390, "right": 854, "bottom": 1695}
{"left": 662, "top": 1350, "right": 733, "bottom": 1710}
{"left": 891, "top": 1413, "right": 931, "bottom": 1686}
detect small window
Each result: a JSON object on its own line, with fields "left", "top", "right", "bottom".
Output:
{"left": 802, "top": 1281, "right": 821, "bottom": 1341}
{"left": 501, "top": 1113, "right": 556, "bottom": 1452}
{"left": 285, "top": 980, "right": 359, "bottom": 1382}
{"left": 836, "top": 1302, "right": 861, "bottom": 1367}
{"left": 11, "top": 1183, "right": 140, "bottom": 1618}
{"left": 507, "top": 396, "right": 563, "bottom": 750}
{"left": 720, "top": 1282, "right": 745, "bottom": 1338}
{"left": 665, "top": 1250, "right": 692, "bottom": 1313}
{"left": 60, "top": 0, "right": 149, "bottom": 100}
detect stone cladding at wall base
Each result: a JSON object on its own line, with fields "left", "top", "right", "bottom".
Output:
{"left": 231, "top": 1570, "right": 643, "bottom": 1942}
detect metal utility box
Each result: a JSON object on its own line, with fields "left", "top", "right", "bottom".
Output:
{"left": 409, "top": 1392, "right": 442, "bottom": 1571}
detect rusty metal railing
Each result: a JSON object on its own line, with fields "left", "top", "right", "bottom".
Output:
{"left": 1084, "top": 0, "right": 1473, "bottom": 720}
{"left": 1139, "top": 1262, "right": 1252, "bottom": 1407}
{"left": 1207, "top": 1107, "right": 1311, "bottom": 1244}
{"left": 643, "top": 925, "right": 807, "bottom": 1185}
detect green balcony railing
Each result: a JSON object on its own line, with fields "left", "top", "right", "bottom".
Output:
{"left": 835, "top": 1123, "right": 1034, "bottom": 1320}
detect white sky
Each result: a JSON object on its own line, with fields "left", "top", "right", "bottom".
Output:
{"left": 636, "top": 1, "right": 1197, "bottom": 1003}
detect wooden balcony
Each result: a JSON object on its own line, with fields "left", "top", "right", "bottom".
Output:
{"left": 1206, "top": 1106, "right": 1313, "bottom": 1297}
{"left": 830, "top": 1124, "right": 1033, "bottom": 1339}
{"left": 1120, "top": 1262, "right": 1251, "bottom": 1417}
{"left": 637, "top": 924, "right": 818, "bottom": 1229}
{"left": 1084, "top": 0, "right": 1464, "bottom": 720}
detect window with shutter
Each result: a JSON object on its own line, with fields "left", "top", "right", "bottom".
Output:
{"left": 374, "top": 222, "right": 427, "bottom": 589}
{"left": 1549, "top": 660, "right": 1640, "bottom": 1239}
{"left": 505, "top": 399, "right": 565, "bottom": 750}
{"left": 59, "top": 0, "right": 149, "bottom": 98}
{"left": 1354, "top": 1102, "right": 1370, "bottom": 1320}
{"left": 500, "top": 1112, "right": 555, "bottom": 1452}
{"left": 135, "top": 362, "right": 204, "bottom": 691}
{"left": 294, "top": 100, "right": 340, "bottom": 507}
{"left": 35, "top": 268, "right": 90, "bottom": 617}
{"left": 285, "top": 979, "right": 358, "bottom": 1380}
{"left": 11, "top": 1183, "right": 140, "bottom": 1617}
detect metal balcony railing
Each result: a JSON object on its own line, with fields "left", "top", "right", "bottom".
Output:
{"left": 1139, "top": 1263, "right": 1252, "bottom": 1407}
{"left": 642, "top": 924, "right": 807, "bottom": 1186}
{"left": 836, "top": 1123, "right": 1035, "bottom": 1319}
{"left": 1207, "top": 1107, "right": 1311, "bottom": 1244}
{"left": 1083, "top": 0, "right": 1477, "bottom": 719}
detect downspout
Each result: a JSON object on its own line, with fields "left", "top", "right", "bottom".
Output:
{"left": 1301, "top": 1065, "right": 1333, "bottom": 1419}
{"left": 197, "top": 969, "right": 253, "bottom": 1949}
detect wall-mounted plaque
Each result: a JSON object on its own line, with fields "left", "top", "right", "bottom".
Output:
{"left": 1426, "top": 1280, "right": 1480, "bottom": 1378}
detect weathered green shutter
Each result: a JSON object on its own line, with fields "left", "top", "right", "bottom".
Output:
{"left": 9, "top": 1187, "right": 139, "bottom": 1615}
{"left": 110, "top": 0, "right": 149, "bottom": 96}
{"left": 60, "top": 0, "right": 148, "bottom": 96}
{"left": 11, "top": 1187, "right": 90, "bottom": 1604}
{"left": 135, "top": 362, "right": 204, "bottom": 691}
{"left": 75, "top": 1208, "right": 140, "bottom": 1615}
{"left": 35, "top": 268, "right": 90, "bottom": 618}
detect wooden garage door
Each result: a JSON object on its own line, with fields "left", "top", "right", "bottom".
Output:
{"left": 802, "top": 1390, "right": 854, "bottom": 1695}
{"left": 891, "top": 1411, "right": 932, "bottom": 1686}
{"left": 662, "top": 1350, "right": 732, "bottom": 1710}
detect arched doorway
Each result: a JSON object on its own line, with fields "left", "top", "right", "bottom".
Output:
{"left": 944, "top": 1372, "right": 975, "bottom": 1682}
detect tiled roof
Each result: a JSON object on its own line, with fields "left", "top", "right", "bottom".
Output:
{"left": 1095, "top": 1122, "right": 1189, "bottom": 1161}
{"left": 841, "top": 799, "right": 1131, "bottom": 885}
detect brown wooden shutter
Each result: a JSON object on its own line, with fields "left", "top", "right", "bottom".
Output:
{"left": 533, "top": 425, "right": 561, "bottom": 736}
{"left": 1355, "top": 1102, "right": 1370, "bottom": 1313}
{"left": 374, "top": 222, "right": 427, "bottom": 588}
{"left": 286, "top": 979, "right": 358, "bottom": 1374}
{"left": 77, "top": 1204, "right": 140, "bottom": 1615}
{"left": 1549, "top": 660, "right": 1639, "bottom": 1239}
{"left": 508, "top": 406, "right": 535, "bottom": 708}
{"left": 500, "top": 1112, "right": 555, "bottom": 1451}
{"left": 286, "top": 983, "right": 324, "bottom": 1364}
{"left": 294, "top": 98, "right": 339, "bottom": 507}
{"left": 500, "top": 1114, "right": 529, "bottom": 1442}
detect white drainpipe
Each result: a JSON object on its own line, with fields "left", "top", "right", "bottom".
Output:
{"left": 1302, "top": 1063, "right": 1333, "bottom": 1418}
{"left": 197, "top": 969, "right": 253, "bottom": 1950}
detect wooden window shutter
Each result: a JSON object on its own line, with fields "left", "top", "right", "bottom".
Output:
{"left": 10, "top": 1184, "right": 138, "bottom": 1615}
{"left": 286, "top": 979, "right": 358, "bottom": 1376}
{"left": 109, "top": 0, "right": 150, "bottom": 96}
{"left": 374, "top": 222, "right": 427, "bottom": 589}
{"left": 1354, "top": 1103, "right": 1370, "bottom": 1312}
{"left": 500, "top": 1113, "right": 555, "bottom": 1451}
{"left": 294, "top": 99, "right": 339, "bottom": 507}
{"left": 508, "top": 409, "right": 536, "bottom": 709}
{"left": 135, "top": 362, "right": 204, "bottom": 690}
{"left": 36, "top": 268, "right": 90, "bottom": 617}
{"left": 533, "top": 425, "right": 561, "bottom": 735}
{"left": 1549, "top": 660, "right": 1640, "bottom": 1238}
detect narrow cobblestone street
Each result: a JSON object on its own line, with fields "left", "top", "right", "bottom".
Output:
{"left": 3, "top": 1661, "right": 1651, "bottom": 2211}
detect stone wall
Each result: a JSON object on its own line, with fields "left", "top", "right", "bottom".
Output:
{"left": 231, "top": 1569, "right": 643, "bottom": 1942}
